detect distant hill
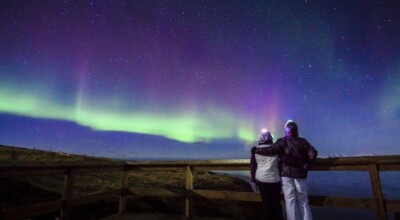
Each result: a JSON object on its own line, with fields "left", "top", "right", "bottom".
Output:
{"left": 0, "top": 144, "right": 113, "bottom": 162}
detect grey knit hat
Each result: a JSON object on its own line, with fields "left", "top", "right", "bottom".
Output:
{"left": 259, "top": 129, "right": 273, "bottom": 143}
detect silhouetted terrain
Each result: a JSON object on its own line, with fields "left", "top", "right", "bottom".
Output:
{"left": 0, "top": 145, "right": 261, "bottom": 219}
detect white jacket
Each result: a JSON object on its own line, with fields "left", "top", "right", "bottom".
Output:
{"left": 255, "top": 144, "right": 280, "bottom": 183}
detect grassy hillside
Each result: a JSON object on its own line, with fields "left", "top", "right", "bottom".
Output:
{"left": 0, "top": 145, "right": 261, "bottom": 219}
{"left": 0, "top": 144, "right": 111, "bottom": 162}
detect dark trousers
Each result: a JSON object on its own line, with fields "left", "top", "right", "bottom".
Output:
{"left": 256, "top": 180, "right": 283, "bottom": 220}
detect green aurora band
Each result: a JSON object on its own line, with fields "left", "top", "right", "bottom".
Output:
{"left": 0, "top": 85, "right": 257, "bottom": 143}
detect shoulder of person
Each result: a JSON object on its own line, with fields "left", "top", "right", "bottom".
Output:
{"left": 291, "top": 136, "right": 305, "bottom": 141}
{"left": 297, "top": 136, "right": 306, "bottom": 141}
{"left": 298, "top": 137, "right": 312, "bottom": 144}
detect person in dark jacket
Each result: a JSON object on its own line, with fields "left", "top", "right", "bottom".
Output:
{"left": 252, "top": 120, "right": 318, "bottom": 220}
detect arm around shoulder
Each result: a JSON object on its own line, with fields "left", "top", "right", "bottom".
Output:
{"left": 255, "top": 139, "right": 284, "bottom": 156}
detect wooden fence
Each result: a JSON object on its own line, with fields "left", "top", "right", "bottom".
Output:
{"left": 0, "top": 156, "right": 399, "bottom": 220}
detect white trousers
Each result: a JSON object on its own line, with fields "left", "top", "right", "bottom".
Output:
{"left": 282, "top": 177, "right": 312, "bottom": 220}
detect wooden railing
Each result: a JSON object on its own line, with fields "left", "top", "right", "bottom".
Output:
{"left": 0, "top": 156, "right": 399, "bottom": 220}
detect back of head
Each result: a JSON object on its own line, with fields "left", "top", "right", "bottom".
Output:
{"left": 285, "top": 120, "right": 299, "bottom": 137}
{"left": 259, "top": 129, "right": 273, "bottom": 144}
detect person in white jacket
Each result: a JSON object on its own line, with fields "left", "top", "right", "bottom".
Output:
{"left": 250, "top": 129, "right": 283, "bottom": 220}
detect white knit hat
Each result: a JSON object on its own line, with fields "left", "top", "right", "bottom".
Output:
{"left": 259, "top": 129, "right": 273, "bottom": 143}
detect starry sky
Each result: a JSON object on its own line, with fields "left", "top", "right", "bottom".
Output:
{"left": 1, "top": 0, "right": 399, "bottom": 159}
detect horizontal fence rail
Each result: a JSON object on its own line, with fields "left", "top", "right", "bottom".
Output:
{"left": 0, "top": 156, "right": 400, "bottom": 220}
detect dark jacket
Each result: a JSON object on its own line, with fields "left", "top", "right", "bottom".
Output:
{"left": 255, "top": 136, "right": 318, "bottom": 179}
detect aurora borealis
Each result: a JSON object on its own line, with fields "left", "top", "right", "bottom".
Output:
{"left": 1, "top": 1, "right": 399, "bottom": 159}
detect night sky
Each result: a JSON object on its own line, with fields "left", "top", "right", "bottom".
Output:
{"left": 1, "top": 1, "right": 399, "bottom": 159}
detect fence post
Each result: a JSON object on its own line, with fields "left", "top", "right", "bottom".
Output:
{"left": 119, "top": 168, "right": 128, "bottom": 215}
{"left": 368, "top": 164, "right": 387, "bottom": 220}
{"left": 185, "top": 165, "right": 193, "bottom": 218}
{"left": 60, "top": 169, "right": 75, "bottom": 220}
